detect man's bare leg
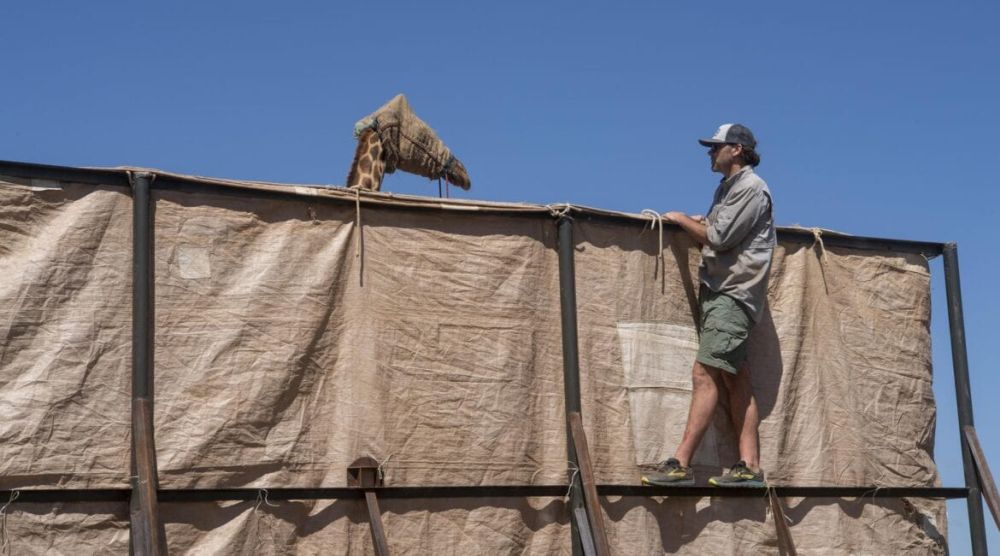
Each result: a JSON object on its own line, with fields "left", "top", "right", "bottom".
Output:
{"left": 674, "top": 361, "right": 724, "bottom": 467}
{"left": 722, "top": 362, "right": 760, "bottom": 471}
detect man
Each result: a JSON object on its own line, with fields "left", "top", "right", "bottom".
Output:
{"left": 641, "top": 123, "right": 776, "bottom": 488}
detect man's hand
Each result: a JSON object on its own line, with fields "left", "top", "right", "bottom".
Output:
{"left": 663, "top": 211, "right": 685, "bottom": 223}
{"left": 663, "top": 211, "right": 709, "bottom": 246}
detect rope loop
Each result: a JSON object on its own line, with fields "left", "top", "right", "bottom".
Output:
{"left": 640, "top": 210, "right": 666, "bottom": 293}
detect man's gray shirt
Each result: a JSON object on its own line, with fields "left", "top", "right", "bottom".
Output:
{"left": 699, "top": 166, "right": 776, "bottom": 322}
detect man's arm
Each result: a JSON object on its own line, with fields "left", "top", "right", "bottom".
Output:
{"left": 664, "top": 212, "right": 707, "bottom": 245}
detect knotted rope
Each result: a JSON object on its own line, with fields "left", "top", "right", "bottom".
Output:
{"left": 811, "top": 227, "right": 829, "bottom": 294}
{"left": 546, "top": 204, "right": 573, "bottom": 219}
{"left": 641, "top": 210, "right": 666, "bottom": 294}
{"left": 377, "top": 453, "right": 394, "bottom": 483}
{"left": 254, "top": 488, "right": 279, "bottom": 511}
{"left": 565, "top": 461, "right": 581, "bottom": 498}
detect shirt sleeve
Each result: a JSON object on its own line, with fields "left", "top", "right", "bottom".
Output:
{"left": 705, "top": 185, "right": 768, "bottom": 251}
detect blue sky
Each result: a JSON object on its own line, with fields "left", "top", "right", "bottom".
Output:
{"left": 3, "top": 1, "right": 998, "bottom": 552}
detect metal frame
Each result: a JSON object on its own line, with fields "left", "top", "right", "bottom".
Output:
{"left": 0, "top": 159, "right": 989, "bottom": 554}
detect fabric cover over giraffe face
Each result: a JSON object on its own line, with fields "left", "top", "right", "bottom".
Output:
{"left": 352, "top": 94, "right": 471, "bottom": 190}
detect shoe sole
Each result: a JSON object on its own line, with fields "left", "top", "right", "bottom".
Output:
{"left": 707, "top": 478, "right": 766, "bottom": 488}
{"left": 641, "top": 476, "right": 695, "bottom": 487}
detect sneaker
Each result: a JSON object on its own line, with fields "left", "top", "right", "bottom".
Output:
{"left": 708, "top": 461, "right": 766, "bottom": 488}
{"left": 641, "top": 458, "right": 695, "bottom": 486}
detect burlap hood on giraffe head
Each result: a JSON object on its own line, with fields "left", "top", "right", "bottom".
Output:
{"left": 353, "top": 94, "right": 471, "bottom": 189}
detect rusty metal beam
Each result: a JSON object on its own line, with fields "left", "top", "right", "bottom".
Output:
{"left": 965, "top": 426, "right": 1000, "bottom": 532}
{"left": 129, "top": 172, "right": 166, "bottom": 555}
{"left": 349, "top": 457, "right": 390, "bottom": 555}
{"left": 0, "top": 485, "right": 970, "bottom": 503}
{"left": 768, "top": 487, "right": 798, "bottom": 556}
{"left": 569, "top": 412, "right": 611, "bottom": 556}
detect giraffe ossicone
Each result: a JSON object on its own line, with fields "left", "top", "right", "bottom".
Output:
{"left": 346, "top": 94, "right": 471, "bottom": 192}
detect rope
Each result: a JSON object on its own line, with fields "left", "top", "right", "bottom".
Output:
{"left": 565, "top": 461, "right": 580, "bottom": 498}
{"left": 546, "top": 204, "right": 572, "bottom": 219}
{"left": 0, "top": 490, "right": 20, "bottom": 556}
{"left": 641, "top": 209, "right": 666, "bottom": 294}
{"left": 811, "top": 228, "right": 829, "bottom": 294}
{"left": 254, "top": 488, "right": 278, "bottom": 511}
{"left": 355, "top": 189, "right": 365, "bottom": 287}
{"left": 376, "top": 453, "right": 394, "bottom": 483}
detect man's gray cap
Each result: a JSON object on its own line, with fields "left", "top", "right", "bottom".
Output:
{"left": 698, "top": 123, "right": 757, "bottom": 149}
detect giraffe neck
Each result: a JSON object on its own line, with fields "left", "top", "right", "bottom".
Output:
{"left": 347, "top": 129, "right": 387, "bottom": 191}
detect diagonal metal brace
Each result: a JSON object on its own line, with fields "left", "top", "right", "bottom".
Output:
{"left": 569, "top": 412, "right": 611, "bottom": 556}
{"left": 348, "top": 457, "right": 390, "bottom": 555}
{"left": 964, "top": 426, "right": 1000, "bottom": 532}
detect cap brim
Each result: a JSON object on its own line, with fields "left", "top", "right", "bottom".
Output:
{"left": 698, "top": 138, "right": 725, "bottom": 147}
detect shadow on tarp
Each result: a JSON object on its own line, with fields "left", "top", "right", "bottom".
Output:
{"left": 601, "top": 493, "right": 946, "bottom": 553}
{"left": 158, "top": 496, "right": 569, "bottom": 535}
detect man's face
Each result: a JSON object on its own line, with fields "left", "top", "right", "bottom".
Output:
{"left": 708, "top": 143, "right": 739, "bottom": 174}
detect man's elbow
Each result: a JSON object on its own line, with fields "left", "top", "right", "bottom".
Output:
{"left": 705, "top": 230, "right": 730, "bottom": 251}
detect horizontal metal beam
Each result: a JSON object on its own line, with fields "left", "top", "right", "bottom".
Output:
{"left": 0, "top": 158, "right": 945, "bottom": 256}
{"left": 0, "top": 159, "right": 129, "bottom": 186}
{"left": 0, "top": 485, "right": 969, "bottom": 504}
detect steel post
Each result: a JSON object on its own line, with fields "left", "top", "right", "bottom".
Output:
{"left": 130, "top": 172, "right": 166, "bottom": 555}
{"left": 557, "top": 216, "right": 585, "bottom": 555}
{"left": 943, "top": 243, "right": 988, "bottom": 555}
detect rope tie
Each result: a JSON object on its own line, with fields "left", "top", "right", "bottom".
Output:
{"left": 254, "top": 489, "right": 278, "bottom": 512}
{"left": 565, "top": 461, "right": 580, "bottom": 498}
{"left": 355, "top": 189, "right": 365, "bottom": 287}
{"left": 0, "top": 490, "right": 20, "bottom": 556}
{"left": 811, "top": 228, "right": 829, "bottom": 294}
{"left": 376, "top": 453, "right": 394, "bottom": 483}
{"left": 546, "top": 204, "right": 572, "bottom": 219}
{"left": 641, "top": 210, "right": 666, "bottom": 294}
{"left": 810, "top": 228, "right": 826, "bottom": 258}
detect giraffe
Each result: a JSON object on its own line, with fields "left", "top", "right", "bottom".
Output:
{"left": 346, "top": 94, "right": 471, "bottom": 192}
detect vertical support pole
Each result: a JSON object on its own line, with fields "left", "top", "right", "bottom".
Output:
{"left": 943, "top": 243, "right": 988, "bottom": 555}
{"left": 557, "top": 215, "right": 585, "bottom": 556}
{"left": 130, "top": 172, "right": 167, "bottom": 555}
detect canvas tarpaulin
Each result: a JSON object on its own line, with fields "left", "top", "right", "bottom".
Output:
{"left": 0, "top": 168, "right": 945, "bottom": 554}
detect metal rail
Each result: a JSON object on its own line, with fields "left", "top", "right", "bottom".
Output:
{"left": 0, "top": 159, "right": 944, "bottom": 256}
{"left": 0, "top": 485, "right": 970, "bottom": 503}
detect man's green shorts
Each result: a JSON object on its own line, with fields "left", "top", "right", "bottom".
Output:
{"left": 696, "top": 287, "right": 753, "bottom": 375}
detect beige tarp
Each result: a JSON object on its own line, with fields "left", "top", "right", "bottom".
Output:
{"left": 0, "top": 169, "right": 945, "bottom": 554}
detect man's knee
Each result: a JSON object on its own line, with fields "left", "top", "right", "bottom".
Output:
{"left": 692, "top": 362, "right": 722, "bottom": 389}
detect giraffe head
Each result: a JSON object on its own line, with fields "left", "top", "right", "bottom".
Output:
{"left": 346, "top": 94, "right": 471, "bottom": 192}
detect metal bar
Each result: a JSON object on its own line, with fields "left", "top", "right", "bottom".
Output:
{"left": 0, "top": 158, "right": 128, "bottom": 186}
{"left": 0, "top": 158, "right": 946, "bottom": 256}
{"left": 965, "top": 426, "right": 1000, "bottom": 532}
{"left": 768, "top": 488, "right": 798, "bottom": 556}
{"left": 572, "top": 506, "right": 597, "bottom": 556}
{"left": 364, "top": 491, "right": 391, "bottom": 556}
{"left": 943, "top": 243, "right": 989, "bottom": 555}
{"left": 557, "top": 215, "right": 584, "bottom": 556}
{"left": 0, "top": 485, "right": 969, "bottom": 503}
{"left": 569, "top": 413, "right": 611, "bottom": 556}
{"left": 130, "top": 172, "right": 167, "bottom": 555}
